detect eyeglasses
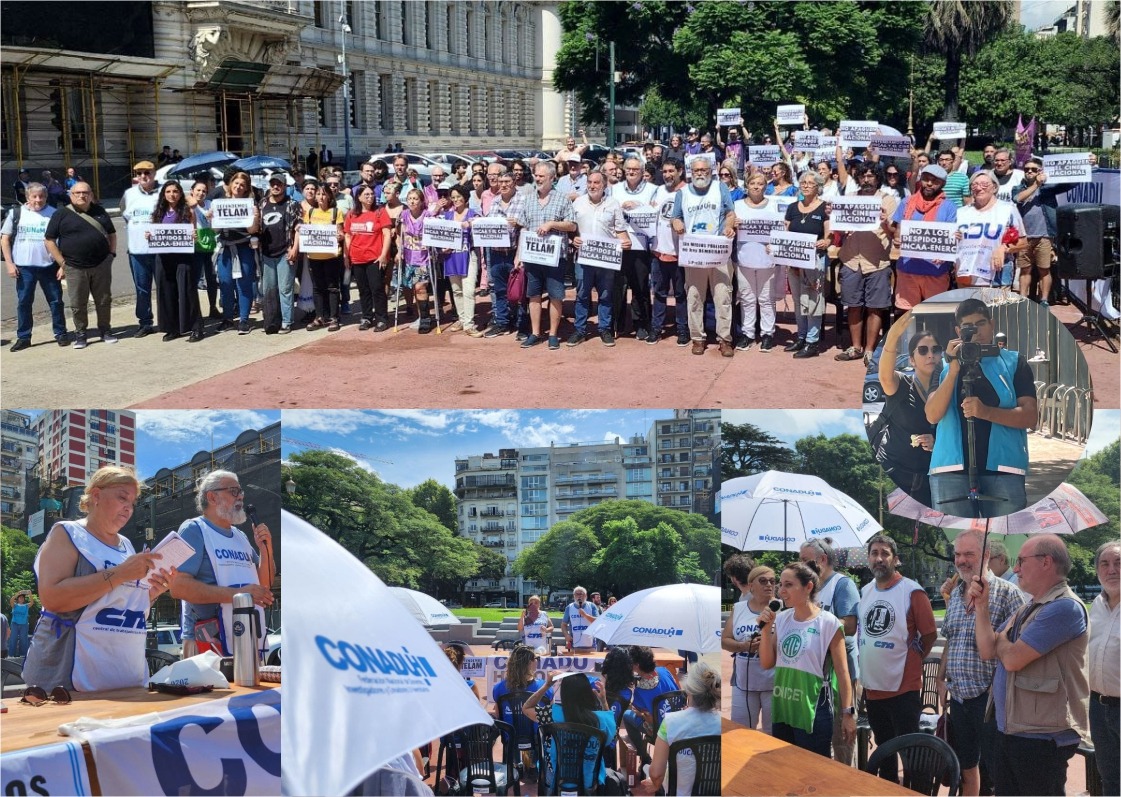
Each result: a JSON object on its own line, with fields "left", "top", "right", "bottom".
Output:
{"left": 885, "top": 171, "right": 900, "bottom": 177}
{"left": 21, "top": 685, "right": 72, "bottom": 706}
{"left": 753, "top": 577, "right": 776, "bottom": 585}
{"left": 210, "top": 486, "right": 244, "bottom": 498}
{"left": 1015, "top": 554, "right": 1048, "bottom": 567}
{"left": 134, "top": 170, "right": 152, "bottom": 176}
{"left": 1024, "top": 168, "right": 1040, "bottom": 173}
{"left": 720, "top": 172, "right": 733, "bottom": 178}
{"left": 70, "top": 191, "right": 91, "bottom": 196}
{"left": 914, "top": 344, "right": 943, "bottom": 357}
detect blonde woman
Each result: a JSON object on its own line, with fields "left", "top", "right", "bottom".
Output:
{"left": 518, "top": 594, "right": 554, "bottom": 651}
{"left": 22, "top": 467, "right": 176, "bottom": 691}
{"left": 643, "top": 661, "right": 722, "bottom": 795}
{"left": 722, "top": 563, "right": 777, "bottom": 732}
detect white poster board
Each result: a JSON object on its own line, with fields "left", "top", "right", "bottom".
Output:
{"left": 932, "top": 121, "right": 968, "bottom": 140}
{"left": 717, "top": 107, "right": 742, "bottom": 127}
{"left": 869, "top": 135, "right": 913, "bottom": 158}
{"left": 145, "top": 224, "right": 196, "bottom": 254}
{"left": 299, "top": 224, "right": 341, "bottom": 255}
{"left": 769, "top": 230, "right": 818, "bottom": 269}
{"left": 777, "top": 104, "right": 805, "bottom": 126}
{"left": 576, "top": 237, "right": 623, "bottom": 271}
{"left": 838, "top": 120, "right": 881, "bottom": 148}
{"left": 736, "top": 211, "right": 786, "bottom": 245}
{"left": 899, "top": 220, "right": 959, "bottom": 261}
{"left": 748, "top": 146, "right": 782, "bottom": 166}
{"left": 1042, "top": 153, "right": 1092, "bottom": 185}
{"left": 829, "top": 195, "right": 882, "bottom": 232}
{"left": 470, "top": 217, "right": 511, "bottom": 248}
{"left": 210, "top": 198, "right": 255, "bottom": 230}
{"left": 678, "top": 234, "right": 732, "bottom": 268}
{"left": 421, "top": 217, "right": 466, "bottom": 250}
{"left": 793, "top": 130, "right": 821, "bottom": 149}
{"left": 518, "top": 232, "right": 563, "bottom": 268}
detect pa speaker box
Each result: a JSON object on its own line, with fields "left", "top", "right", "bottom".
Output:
{"left": 1055, "top": 203, "right": 1120, "bottom": 280}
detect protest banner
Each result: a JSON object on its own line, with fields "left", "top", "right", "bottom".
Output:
{"left": 421, "top": 216, "right": 466, "bottom": 250}
{"left": 794, "top": 130, "right": 821, "bottom": 149}
{"left": 932, "top": 121, "right": 968, "bottom": 140}
{"left": 748, "top": 145, "right": 782, "bottom": 166}
{"left": 518, "top": 231, "right": 563, "bottom": 268}
{"left": 678, "top": 234, "right": 732, "bottom": 268}
{"left": 899, "top": 220, "right": 959, "bottom": 261}
{"left": 769, "top": 230, "right": 818, "bottom": 269}
{"left": 956, "top": 239, "right": 996, "bottom": 283}
{"left": 766, "top": 195, "right": 797, "bottom": 215}
{"left": 145, "top": 224, "right": 196, "bottom": 254}
{"left": 623, "top": 207, "right": 658, "bottom": 239}
{"left": 717, "top": 107, "right": 742, "bottom": 127}
{"left": 829, "top": 195, "right": 882, "bottom": 232}
{"left": 299, "top": 224, "right": 341, "bottom": 255}
{"left": 1, "top": 741, "right": 92, "bottom": 797}
{"left": 685, "top": 152, "right": 717, "bottom": 171}
{"left": 483, "top": 653, "right": 598, "bottom": 708}
{"left": 1042, "top": 153, "right": 1091, "bottom": 184}
{"left": 839, "top": 120, "right": 880, "bottom": 148}
{"left": 576, "top": 236, "right": 623, "bottom": 271}
{"left": 209, "top": 198, "right": 255, "bottom": 230}
{"left": 736, "top": 211, "right": 786, "bottom": 244}
{"left": 127, "top": 222, "right": 152, "bottom": 255}
{"left": 1057, "top": 166, "right": 1119, "bottom": 206}
{"left": 869, "top": 135, "right": 913, "bottom": 158}
{"left": 777, "top": 104, "right": 805, "bottom": 126}
{"left": 470, "top": 217, "right": 511, "bottom": 248}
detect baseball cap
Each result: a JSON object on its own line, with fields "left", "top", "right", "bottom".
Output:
{"left": 688, "top": 127, "right": 698, "bottom": 134}
{"left": 920, "top": 164, "right": 948, "bottom": 181}
{"left": 995, "top": 332, "right": 1007, "bottom": 341}
{"left": 268, "top": 173, "right": 287, "bottom": 185}
{"left": 133, "top": 160, "right": 156, "bottom": 171}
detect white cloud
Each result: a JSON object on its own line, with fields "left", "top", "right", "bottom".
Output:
{"left": 1085, "top": 410, "right": 1120, "bottom": 457}
{"left": 329, "top": 447, "right": 381, "bottom": 477}
{"left": 378, "top": 410, "right": 451, "bottom": 429}
{"left": 282, "top": 410, "right": 381, "bottom": 434}
{"left": 136, "top": 410, "right": 274, "bottom": 443}
{"left": 722, "top": 409, "right": 865, "bottom": 445}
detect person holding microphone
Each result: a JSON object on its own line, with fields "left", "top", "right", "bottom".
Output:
{"left": 518, "top": 594, "right": 554, "bottom": 652}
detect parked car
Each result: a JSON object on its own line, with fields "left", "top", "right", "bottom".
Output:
{"left": 863, "top": 344, "right": 912, "bottom": 405}
{"left": 483, "top": 601, "right": 507, "bottom": 608}
{"left": 425, "top": 152, "right": 477, "bottom": 169}
{"left": 152, "top": 624, "right": 183, "bottom": 658}
{"left": 369, "top": 152, "right": 438, "bottom": 182}
{"left": 264, "top": 630, "right": 281, "bottom": 666}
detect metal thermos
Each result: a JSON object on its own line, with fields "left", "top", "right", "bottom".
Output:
{"left": 231, "top": 592, "right": 261, "bottom": 687}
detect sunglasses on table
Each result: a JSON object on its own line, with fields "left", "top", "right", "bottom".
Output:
{"left": 914, "top": 344, "right": 944, "bottom": 356}
{"left": 21, "top": 685, "right": 72, "bottom": 706}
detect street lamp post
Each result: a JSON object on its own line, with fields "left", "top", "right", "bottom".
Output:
{"left": 339, "top": 15, "right": 352, "bottom": 173}
{"left": 608, "top": 40, "right": 616, "bottom": 150}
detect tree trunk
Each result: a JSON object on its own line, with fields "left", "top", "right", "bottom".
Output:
{"left": 943, "top": 48, "right": 961, "bottom": 122}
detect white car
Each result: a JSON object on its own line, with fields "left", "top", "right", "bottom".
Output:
{"left": 153, "top": 624, "right": 183, "bottom": 658}
{"left": 369, "top": 152, "right": 438, "bottom": 183}
{"left": 264, "top": 631, "right": 281, "bottom": 666}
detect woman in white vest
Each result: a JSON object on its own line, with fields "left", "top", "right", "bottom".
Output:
{"left": 518, "top": 594, "right": 554, "bottom": 652}
{"left": 22, "top": 467, "right": 176, "bottom": 691}
{"left": 759, "top": 560, "right": 856, "bottom": 758}
{"left": 722, "top": 559, "right": 777, "bottom": 732}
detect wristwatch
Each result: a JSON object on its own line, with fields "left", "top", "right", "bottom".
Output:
{"left": 841, "top": 706, "right": 856, "bottom": 716}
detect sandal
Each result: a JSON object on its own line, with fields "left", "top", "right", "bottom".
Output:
{"left": 834, "top": 346, "right": 865, "bottom": 361}
{"left": 306, "top": 318, "right": 327, "bottom": 331}
{"left": 327, "top": 319, "right": 341, "bottom": 332}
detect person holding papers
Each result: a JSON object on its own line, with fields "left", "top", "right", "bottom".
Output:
{"left": 215, "top": 171, "right": 261, "bottom": 335}
{"left": 517, "top": 595, "right": 554, "bottom": 650}
{"left": 440, "top": 185, "right": 484, "bottom": 337}
{"left": 299, "top": 184, "right": 346, "bottom": 332}
{"left": 781, "top": 171, "right": 830, "bottom": 359}
{"left": 955, "top": 171, "right": 1026, "bottom": 288}
{"left": 570, "top": 170, "right": 630, "bottom": 348}
{"left": 886, "top": 164, "right": 958, "bottom": 314}
{"left": 23, "top": 467, "right": 177, "bottom": 691}
{"left": 733, "top": 173, "right": 778, "bottom": 351}
{"left": 1014, "top": 157, "right": 1071, "bottom": 305}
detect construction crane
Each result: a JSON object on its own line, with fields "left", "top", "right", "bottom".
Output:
{"left": 282, "top": 436, "right": 393, "bottom": 465}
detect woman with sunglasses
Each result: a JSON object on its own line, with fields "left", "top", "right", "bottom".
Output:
{"left": 722, "top": 559, "right": 777, "bottom": 733}
{"left": 882, "top": 164, "right": 909, "bottom": 201}
{"left": 719, "top": 159, "right": 744, "bottom": 201}
{"left": 871, "top": 312, "right": 940, "bottom": 507}
{"left": 22, "top": 466, "right": 176, "bottom": 692}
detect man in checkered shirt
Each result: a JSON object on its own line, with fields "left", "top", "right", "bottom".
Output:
{"left": 515, "top": 161, "right": 576, "bottom": 350}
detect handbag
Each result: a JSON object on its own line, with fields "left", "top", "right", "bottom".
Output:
{"left": 195, "top": 226, "right": 217, "bottom": 253}
{"left": 506, "top": 264, "right": 526, "bottom": 305}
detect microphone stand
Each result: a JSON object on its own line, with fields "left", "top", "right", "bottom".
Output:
{"left": 941, "top": 359, "right": 1007, "bottom": 519}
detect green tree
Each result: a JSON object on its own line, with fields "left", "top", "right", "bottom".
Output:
{"left": 720, "top": 422, "right": 795, "bottom": 482}
{"left": 407, "top": 479, "right": 458, "bottom": 534}
{"left": 514, "top": 520, "right": 602, "bottom": 591}
{"left": 1, "top": 525, "right": 39, "bottom": 609}
{"left": 923, "top": 0, "right": 1014, "bottom": 121}
{"left": 1106, "top": 0, "right": 1120, "bottom": 45}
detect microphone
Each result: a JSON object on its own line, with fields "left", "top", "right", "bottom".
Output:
{"left": 753, "top": 600, "right": 783, "bottom": 638}
{"left": 246, "top": 503, "right": 260, "bottom": 529}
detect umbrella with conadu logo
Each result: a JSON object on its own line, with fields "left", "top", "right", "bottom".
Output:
{"left": 389, "top": 587, "right": 462, "bottom": 627}
{"left": 281, "top": 510, "right": 491, "bottom": 796}
{"left": 586, "top": 583, "right": 721, "bottom": 654}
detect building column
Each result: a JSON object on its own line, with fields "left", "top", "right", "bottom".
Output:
{"left": 538, "top": 3, "right": 567, "bottom": 149}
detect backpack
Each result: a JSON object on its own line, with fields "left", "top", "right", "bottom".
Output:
{"left": 5, "top": 204, "right": 22, "bottom": 238}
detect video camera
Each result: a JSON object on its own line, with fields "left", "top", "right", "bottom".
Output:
{"left": 958, "top": 322, "right": 1001, "bottom": 366}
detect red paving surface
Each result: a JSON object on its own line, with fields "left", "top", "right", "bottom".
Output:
{"left": 135, "top": 294, "right": 1118, "bottom": 410}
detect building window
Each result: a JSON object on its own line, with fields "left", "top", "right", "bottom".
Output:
{"left": 444, "top": 4, "right": 453, "bottom": 52}
{"left": 447, "top": 84, "right": 458, "bottom": 133}
{"left": 400, "top": 0, "right": 410, "bottom": 45}
{"left": 403, "top": 78, "right": 416, "bottom": 132}
{"left": 314, "top": 0, "right": 327, "bottom": 28}
{"left": 374, "top": 0, "right": 384, "bottom": 39}
{"left": 422, "top": 1, "right": 432, "bottom": 49}
{"left": 345, "top": 1, "right": 357, "bottom": 30}
{"left": 348, "top": 71, "right": 361, "bottom": 128}
{"left": 379, "top": 74, "right": 393, "bottom": 131}
{"left": 466, "top": 8, "right": 477, "bottom": 57}
{"left": 427, "top": 80, "right": 439, "bottom": 133}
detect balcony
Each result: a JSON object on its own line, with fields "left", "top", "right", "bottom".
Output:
{"left": 480, "top": 508, "right": 504, "bottom": 517}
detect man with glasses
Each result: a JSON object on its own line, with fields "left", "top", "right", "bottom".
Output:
{"left": 3, "top": 183, "right": 68, "bottom": 350}
{"left": 44, "top": 182, "right": 118, "bottom": 349}
{"left": 971, "top": 144, "right": 997, "bottom": 175}
{"left": 955, "top": 171, "right": 1025, "bottom": 288}
{"left": 120, "top": 160, "right": 161, "bottom": 337}
{"left": 650, "top": 158, "right": 689, "bottom": 345}
{"left": 171, "top": 469, "right": 275, "bottom": 658}
{"left": 350, "top": 161, "right": 380, "bottom": 204}
{"left": 612, "top": 157, "right": 657, "bottom": 341}
{"left": 1014, "top": 157, "right": 1071, "bottom": 306}
{"left": 990, "top": 148, "right": 1024, "bottom": 202}
{"left": 926, "top": 297, "right": 1036, "bottom": 518}
{"left": 937, "top": 149, "right": 971, "bottom": 208}
{"left": 481, "top": 163, "right": 505, "bottom": 215}
{"left": 969, "top": 534, "right": 1089, "bottom": 797}
{"left": 484, "top": 171, "right": 525, "bottom": 338}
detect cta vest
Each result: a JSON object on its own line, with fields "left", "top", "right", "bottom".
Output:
{"left": 196, "top": 518, "right": 265, "bottom": 657}
{"left": 523, "top": 613, "right": 550, "bottom": 649}
{"left": 858, "top": 576, "right": 923, "bottom": 692}
{"left": 732, "top": 600, "right": 775, "bottom": 694}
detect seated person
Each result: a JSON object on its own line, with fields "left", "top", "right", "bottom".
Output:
{"left": 524, "top": 672, "right": 618, "bottom": 793}
{"left": 492, "top": 644, "right": 551, "bottom": 781}
{"left": 622, "top": 645, "right": 681, "bottom": 764}
{"left": 643, "top": 662, "right": 722, "bottom": 796}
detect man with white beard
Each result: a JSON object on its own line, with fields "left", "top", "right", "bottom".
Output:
{"left": 172, "top": 470, "right": 275, "bottom": 657}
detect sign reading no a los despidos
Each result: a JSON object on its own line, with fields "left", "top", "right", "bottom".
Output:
{"left": 146, "top": 224, "right": 196, "bottom": 253}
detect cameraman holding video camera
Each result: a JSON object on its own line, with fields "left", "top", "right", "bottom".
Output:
{"left": 925, "top": 298, "right": 1036, "bottom": 518}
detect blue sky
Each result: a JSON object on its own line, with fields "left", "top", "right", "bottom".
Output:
{"left": 281, "top": 409, "right": 674, "bottom": 489}
{"left": 1020, "top": 0, "right": 1078, "bottom": 29}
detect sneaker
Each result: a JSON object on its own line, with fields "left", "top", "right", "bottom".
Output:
{"left": 188, "top": 329, "right": 204, "bottom": 343}
{"left": 719, "top": 340, "right": 735, "bottom": 357}
{"left": 834, "top": 346, "right": 865, "bottom": 362}
{"left": 760, "top": 334, "right": 774, "bottom": 352}
{"left": 521, "top": 333, "right": 542, "bottom": 348}
{"left": 516, "top": 331, "right": 530, "bottom": 343}
{"left": 691, "top": 340, "right": 705, "bottom": 355}
{"left": 374, "top": 321, "right": 389, "bottom": 332}
{"left": 100, "top": 329, "right": 119, "bottom": 344}
{"left": 10, "top": 338, "right": 31, "bottom": 352}
{"left": 567, "top": 331, "right": 588, "bottom": 347}
{"left": 464, "top": 327, "right": 485, "bottom": 338}
{"left": 278, "top": 325, "right": 292, "bottom": 334}
{"left": 784, "top": 338, "right": 806, "bottom": 353}
{"left": 793, "top": 342, "right": 820, "bottom": 359}
{"left": 56, "top": 334, "right": 70, "bottom": 347}
{"left": 548, "top": 335, "right": 560, "bottom": 350}
{"left": 327, "top": 319, "right": 341, "bottom": 332}
{"left": 238, "top": 321, "right": 251, "bottom": 335}
{"left": 600, "top": 330, "right": 616, "bottom": 347}
{"left": 72, "top": 334, "right": 88, "bottom": 349}
{"left": 635, "top": 328, "right": 649, "bottom": 341}
{"left": 217, "top": 319, "right": 232, "bottom": 332}
{"left": 359, "top": 319, "right": 373, "bottom": 331}
{"left": 447, "top": 320, "right": 464, "bottom": 332}
{"left": 484, "top": 326, "right": 508, "bottom": 339}
{"left": 676, "top": 332, "right": 691, "bottom": 347}
{"left": 135, "top": 325, "right": 155, "bottom": 339}
{"left": 645, "top": 331, "right": 659, "bottom": 345}
{"left": 735, "top": 336, "right": 753, "bottom": 351}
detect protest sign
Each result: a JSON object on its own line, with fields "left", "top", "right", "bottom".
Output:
{"left": 145, "top": 224, "right": 196, "bottom": 254}
{"left": 685, "top": 152, "right": 717, "bottom": 172}
{"left": 717, "top": 107, "right": 742, "bottom": 127}
{"left": 1, "top": 741, "right": 92, "bottom": 797}
{"left": 869, "top": 135, "right": 913, "bottom": 158}
{"left": 299, "top": 224, "right": 341, "bottom": 255}
{"left": 576, "top": 236, "right": 623, "bottom": 271}
{"left": 210, "top": 198, "right": 255, "bottom": 229}
{"left": 623, "top": 207, "right": 657, "bottom": 239}
{"left": 1042, "top": 153, "right": 1091, "bottom": 184}
{"left": 839, "top": 120, "right": 880, "bottom": 148}
{"left": 829, "top": 195, "right": 882, "bottom": 232}
{"left": 483, "top": 653, "right": 599, "bottom": 708}
{"left": 127, "top": 222, "right": 152, "bottom": 255}
{"left": 777, "top": 104, "right": 805, "bottom": 126}
{"left": 793, "top": 130, "right": 821, "bottom": 149}
{"left": 678, "top": 234, "right": 732, "bottom": 268}
{"left": 421, "top": 216, "right": 466, "bottom": 250}
{"left": 899, "top": 220, "right": 958, "bottom": 261}
{"left": 518, "top": 232, "right": 563, "bottom": 268}
{"left": 766, "top": 195, "right": 797, "bottom": 215}
{"left": 769, "top": 230, "right": 818, "bottom": 269}
{"left": 956, "top": 239, "right": 996, "bottom": 283}
{"left": 749, "top": 145, "right": 782, "bottom": 166}
{"left": 470, "top": 217, "right": 511, "bottom": 248}
{"left": 736, "top": 211, "right": 786, "bottom": 244}
{"left": 932, "top": 121, "right": 968, "bottom": 139}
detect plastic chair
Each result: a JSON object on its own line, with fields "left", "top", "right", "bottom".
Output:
{"left": 434, "top": 722, "right": 510, "bottom": 796}
{"left": 492, "top": 637, "right": 521, "bottom": 651}
{"left": 652, "top": 690, "right": 687, "bottom": 735}
{"left": 495, "top": 691, "right": 541, "bottom": 789}
{"left": 865, "top": 732, "right": 961, "bottom": 796}
{"left": 145, "top": 649, "right": 179, "bottom": 676}
{"left": 2, "top": 659, "right": 25, "bottom": 698}
{"left": 918, "top": 655, "right": 942, "bottom": 734}
{"left": 539, "top": 721, "right": 608, "bottom": 797}
{"left": 667, "top": 734, "right": 721, "bottom": 796}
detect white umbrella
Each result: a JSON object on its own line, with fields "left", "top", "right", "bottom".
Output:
{"left": 586, "top": 583, "right": 721, "bottom": 654}
{"left": 721, "top": 471, "right": 882, "bottom": 553}
{"left": 280, "top": 511, "right": 491, "bottom": 796}
{"left": 389, "top": 587, "right": 461, "bottom": 627}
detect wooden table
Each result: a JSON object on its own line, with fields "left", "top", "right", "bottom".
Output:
{"left": 721, "top": 718, "right": 921, "bottom": 796}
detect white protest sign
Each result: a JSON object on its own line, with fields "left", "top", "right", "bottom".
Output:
{"left": 1, "top": 741, "right": 92, "bottom": 797}
{"left": 576, "top": 236, "right": 623, "bottom": 271}
{"left": 748, "top": 146, "right": 782, "bottom": 166}
{"left": 932, "top": 121, "right": 968, "bottom": 140}
{"left": 678, "top": 233, "right": 732, "bottom": 268}
{"left": 82, "top": 689, "right": 280, "bottom": 797}
{"left": 470, "top": 217, "right": 511, "bottom": 248}
{"left": 299, "top": 224, "right": 340, "bottom": 255}
{"left": 869, "top": 135, "right": 913, "bottom": 158}
{"left": 460, "top": 656, "right": 487, "bottom": 679}
{"left": 421, "top": 216, "right": 466, "bottom": 250}
{"left": 717, "top": 107, "right": 742, "bottom": 127}
{"left": 127, "top": 222, "right": 152, "bottom": 255}
{"left": 766, "top": 195, "right": 797, "bottom": 215}
{"left": 777, "top": 104, "right": 805, "bottom": 126}
{"left": 769, "top": 230, "right": 819, "bottom": 269}
{"left": 518, "top": 232, "right": 563, "bottom": 268}
{"left": 623, "top": 207, "right": 658, "bottom": 239}
{"left": 1042, "top": 153, "right": 1092, "bottom": 184}
{"left": 280, "top": 511, "right": 492, "bottom": 797}
{"left": 956, "top": 238, "right": 995, "bottom": 283}
{"left": 793, "top": 130, "right": 821, "bottom": 149}
{"left": 839, "top": 120, "right": 881, "bottom": 148}
{"left": 736, "top": 211, "right": 786, "bottom": 245}
{"left": 210, "top": 198, "right": 255, "bottom": 229}
{"left": 145, "top": 224, "right": 196, "bottom": 254}
{"left": 899, "top": 220, "right": 959, "bottom": 261}
{"left": 829, "top": 195, "right": 883, "bottom": 232}
{"left": 685, "top": 152, "right": 717, "bottom": 172}
{"left": 484, "top": 653, "right": 598, "bottom": 707}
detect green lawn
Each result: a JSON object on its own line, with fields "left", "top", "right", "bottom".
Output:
{"left": 452, "top": 608, "right": 523, "bottom": 623}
